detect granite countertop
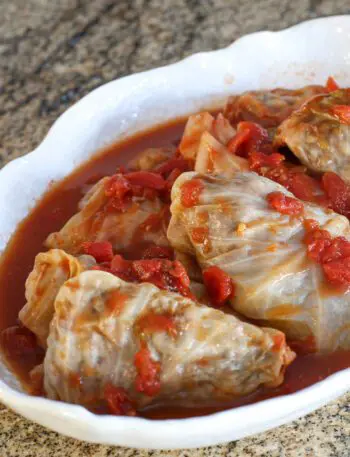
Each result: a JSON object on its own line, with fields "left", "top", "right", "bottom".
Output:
{"left": 1, "top": 1, "right": 350, "bottom": 456}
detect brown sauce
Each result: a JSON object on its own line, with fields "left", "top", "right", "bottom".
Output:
{"left": 0, "top": 116, "right": 349, "bottom": 418}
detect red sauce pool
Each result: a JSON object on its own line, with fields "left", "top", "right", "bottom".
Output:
{"left": 0, "top": 116, "right": 349, "bottom": 419}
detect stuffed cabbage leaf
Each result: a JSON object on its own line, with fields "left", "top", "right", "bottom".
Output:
{"left": 274, "top": 90, "right": 350, "bottom": 182}
{"left": 224, "top": 86, "right": 325, "bottom": 129}
{"left": 168, "top": 171, "right": 350, "bottom": 352}
{"left": 45, "top": 174, "right": 169, "bottom": 256}
{"left": 19, "top": 249, "right": 95, "bottom": 347}
{"left": 43, "top": 270, "right": 294, "bottom": 411}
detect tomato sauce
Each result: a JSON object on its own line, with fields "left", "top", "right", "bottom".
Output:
{"left": 0, "top": 119, "right": 185, "bottom": 386}
{"left": 0, "top": 115, "right": 349, "bottom": 419}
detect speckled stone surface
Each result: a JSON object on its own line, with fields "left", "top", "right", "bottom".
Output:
{"left": 1, "top": 1, "right": 350, "bottom": 456}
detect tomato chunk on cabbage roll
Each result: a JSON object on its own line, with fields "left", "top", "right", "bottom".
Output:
{"left": 168, "top": 171, "right": 350, "bottom": 352}
{"left": 43, "top": 271, "right": 294, "bottom": 412}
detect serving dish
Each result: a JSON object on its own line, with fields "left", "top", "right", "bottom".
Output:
{"left": 1, "top": 15, "right": 350, "bottom": 449}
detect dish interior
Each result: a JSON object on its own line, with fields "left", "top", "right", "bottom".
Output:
{"left": 1, "top": 79, "right": 350, "bottom": 420}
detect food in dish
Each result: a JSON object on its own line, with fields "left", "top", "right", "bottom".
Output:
{"left": 224, "top": 85, "right": 325, "bottom": 129}
{"left": 1, "top": 76, "right": 350, "bottom": 419}
{"left": 44, "top": 271, "right": 293, "bottom": 413}
{"left": 19, "top": 249, "right": 95, "bottom": 348}
{"left": 45, "top": 176, "right": 171, "bottom": 256}
{"left": 275, "top": 87, "right": 350, "bottom": 184}
{"left": 169, "top": 171, "right": 350, "bottom": 352}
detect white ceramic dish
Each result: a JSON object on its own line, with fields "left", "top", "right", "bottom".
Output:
{"left": 1, "top": 15, "right": 350, "bottom": 450}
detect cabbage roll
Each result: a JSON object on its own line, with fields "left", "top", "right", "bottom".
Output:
{"left": 224, "top": 86, "right": 325, "bottom": 129}
{"left": 168, "top": 171, "right": 350, "bottom": 352}
{"left": 274, "top": 90, "right": 350, "bottom": 183}
{"left": 44, "top": 271, "right": 294, "bottom": 411}
{"left": 19, "top": 249, "right": 95, "bottom": 347}
{"left": 45, "top": 175, "right": 169, "bottom": 255}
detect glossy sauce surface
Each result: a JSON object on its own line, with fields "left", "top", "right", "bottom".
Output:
{"left": 0, "top": 117, "right": 349, "bottom": 419}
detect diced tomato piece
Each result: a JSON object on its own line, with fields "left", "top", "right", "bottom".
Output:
{"left": 82, "top": 241, "right": 114, "bottom": 263}
{"left": 104, "top": 383, "right": 136, "bottom": 416}
{"left": 322, "top": 257, "right": 350, "bottom": 286}
{"left": 155, "top": 158, "right": 190, "bottom": 176}
{"left": 169, "top": 260, "right": 191, "bottom": 289}
{"left": 265, "top": 164, "right": 291, "bottom": 187}
{"left": 0, "top": 326, "right": 38, "bottom": 357}
{"left": 332, "top": 105, "right": 350, "bottom": 124}
{"left": 181, "top": 178, "right": 203, "bottom": 208}
{"left": 135, "top": 259, "right": 191, "bottom": 296}
{"left": 304, "top": 228, "right": 332, "bottom": 262}
{"left": 267, "top": 192, "right": 304, "bottom": 216}
{"left": 110, "top": 254, "right": 133, "bottom": 281}
{"left": 133, "top": 259, "right": 164, "bottom": 284}
{"left": 105, "top": 177, "right": 132, "bottom": 212}
{"left": 142, "top": 188, "right": 158, "bottom": 200}
{"left": 302, "top": 210, "right": 350, "bottom": 286}
{"left": 138, "top": 213, "right": 164, "bottom": 233}
{"left": 108, "top": 254, "right": 192, "bottom": 297}
{"left": 166, "top": 168, "right": 182, "bottom": 188}
{"left": 239, "top": 121, "right": 271, "bottom": 155}
{"left": 322, "top": 172, "right": 350, "bottom": 217}
{"left": 203, "top": 266, "right": 234, "bottom": 306}
{"left": 105, "top": 174, "right": 130, "bottom": 197}
{"left": 326, "top": 76, "right": 340, "bottom": 92}
{"left": 227, "top": 121, "right": 271, "bottom": 157}
{"left": 134, "top": 345, "right": 161, "bottom": 396}
{"left": 303, "top": 219, "right": 319, "bottom": 232}
{"left": 227, "top": 126, "right": 251, "bottom": 155}
{"left": 249, "top": 151, "right": 285, "bottom": 171}
{"left": 126, "top": 171, "right": 166, "bottom": 190}
{"left": 141, "top": 245, "right": 174, "bottom": 260}
{"left": 132, "top": 259, "right": 163, "bottom": 281}
{"left": 321, "top": 237, "right": 350, "bottom": 263}
{"left": 137, "top": 312, "right": 177, "bottom": 337}
{"left": 288, "top": 173, "right": 324, "bottom": 203}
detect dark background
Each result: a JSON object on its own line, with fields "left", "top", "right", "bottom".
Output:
{"left": 1, "top": 0, "right": 349, "bottom": 166}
